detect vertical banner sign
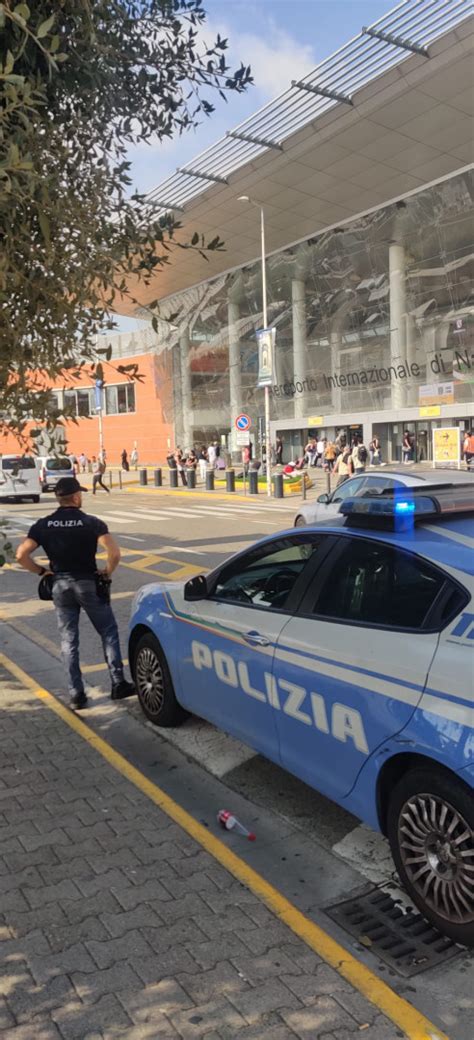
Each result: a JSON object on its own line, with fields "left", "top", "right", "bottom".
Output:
{"left": 432, "top": 427, "right": 460, "bottom": 468}
{"left": 256, "top": 328, "right": 276, "bottom": 387}
{"left": 95, "top": 379, "right": 104, "bottom": 411}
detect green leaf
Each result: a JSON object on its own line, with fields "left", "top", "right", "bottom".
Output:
{"left": 36, "top": 14, "right": 55, "bottom": 38}
{"left": 14, "top": 4, "right": 30, "bottom": 20}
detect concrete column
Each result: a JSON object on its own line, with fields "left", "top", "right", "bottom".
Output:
{"left": 292, "top": 277, "right": 307, "bottom": 420}
{"left": 389, "top": 241, "right": 407, "bottom": 409}
{"left": 228, "top": 297, "right": 242, "bottom": 426}
{"left": 329, "top": 330, "right": 342, "bottom": 413}
{"left": 180, "top": 329, "right": 193, "bottom": 450}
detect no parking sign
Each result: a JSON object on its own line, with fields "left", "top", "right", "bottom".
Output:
{"left": 235, "top": 414, "right": 251, "bottom": 432}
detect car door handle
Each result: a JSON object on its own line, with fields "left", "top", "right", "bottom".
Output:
{"left": 243, "top": 630, "right": 270, "bottom": 646}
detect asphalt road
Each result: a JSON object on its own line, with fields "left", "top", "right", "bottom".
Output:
{"left": 1, "top": 485, "right": 472, "bottom": 1039}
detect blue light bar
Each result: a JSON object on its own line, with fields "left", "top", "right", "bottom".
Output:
{"left": 340, "top": 496, "right": 437, "bottom": 520}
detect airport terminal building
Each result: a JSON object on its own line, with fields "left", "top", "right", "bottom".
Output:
{"left": 5, "top": 1, "right": 472, "bottom": 466}
{"left": 118, "top": 0, "right": 472, "bottom": 465}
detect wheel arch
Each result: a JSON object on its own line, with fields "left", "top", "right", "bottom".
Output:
{"left": 128, "top": 623, "right": 154, "bottom": 672}
{"left": 376, "top": 751, "right": 472, "bottom": 835}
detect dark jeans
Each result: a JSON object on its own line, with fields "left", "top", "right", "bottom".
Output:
{"left": 92, "top": 474, "right": 109, "bottom": 493}
{"left": 52, "top": 576, "right": 124, "bottom": 698}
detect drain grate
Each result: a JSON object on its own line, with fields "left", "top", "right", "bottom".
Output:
{"left": 325, "top": 887, "right": 462, "bottom": 976}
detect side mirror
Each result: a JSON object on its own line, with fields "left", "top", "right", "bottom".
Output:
{"left": 184, "top": 574, "right": 208, "bottom": 601}
{"left": 317, "top": 493, "right": 330, "bottom": 504}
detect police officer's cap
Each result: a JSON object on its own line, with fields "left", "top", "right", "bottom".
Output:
{"left": 55, "top": 477, "right": 88, "bottom": 496}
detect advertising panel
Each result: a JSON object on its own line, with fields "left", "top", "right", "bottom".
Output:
{"left": 432, "top": 427, "right": 460, "bottom": 468}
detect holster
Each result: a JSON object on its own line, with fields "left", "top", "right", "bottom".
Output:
{"left": 95, "top": 572, "right": 111, "bottom": 603}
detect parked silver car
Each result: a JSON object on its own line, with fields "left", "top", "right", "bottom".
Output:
{"left": 294, "top": 469, "right": 473, "bottom": 526}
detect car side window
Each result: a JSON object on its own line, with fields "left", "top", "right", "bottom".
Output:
{"left": 213, "top": 536, "right": 322, "bottom": 610}
{"left": 309, "top": 537, "right": 445, "bottom": 629}
{"left": 331, "top": 477, "right": 366, "bottom": 503}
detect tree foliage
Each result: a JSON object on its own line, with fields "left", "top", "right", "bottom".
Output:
{"left": 0, "top": 0, "right": 252, "bottom": 439}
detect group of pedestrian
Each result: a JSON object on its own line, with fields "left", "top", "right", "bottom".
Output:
{"left": 166, "top": 441, "right": 225, "bottom": 486}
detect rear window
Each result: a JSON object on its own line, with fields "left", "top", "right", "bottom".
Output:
{"left": 45, "top": 457, "right": 72, "bottom": 471}
{"left": 1, "top": 456, "right": 36, "bottom": 470}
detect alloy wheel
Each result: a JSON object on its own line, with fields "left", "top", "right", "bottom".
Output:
{"left": 136, "top": 647, "right": 165, "bottom": 714}
{"left": 399, "top": 793, "right": 474, "bottom": 924}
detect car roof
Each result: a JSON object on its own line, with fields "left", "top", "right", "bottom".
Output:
{"left": 360, "top": 470, "right": 473, "bottom": 485}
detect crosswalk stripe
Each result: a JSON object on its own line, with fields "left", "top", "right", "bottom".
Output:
{"left": 96, "top": 516, "right": 132, "bottom": 525}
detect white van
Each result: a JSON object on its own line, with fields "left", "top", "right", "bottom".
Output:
{"left": 36, "top": 454, "right": 73, "bottom": 492}
{"left": 0, "top": 455, "right": 41, "bottom": 502}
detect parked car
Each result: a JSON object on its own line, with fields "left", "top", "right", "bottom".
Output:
{"left": 0, "top": 455, "right": 41, "bottom": 502}
{"left": 294, "top": 469, "right": 474, "bottom": 526}
{"left": 36, "top": 455, "right": 73, "bottom": 492}
{"left": 129, "top": 485, "right": 474, "bottom": 945}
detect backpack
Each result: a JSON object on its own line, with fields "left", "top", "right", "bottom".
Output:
{"left": 357, "top": 445, "right": 368, "bottom": 464}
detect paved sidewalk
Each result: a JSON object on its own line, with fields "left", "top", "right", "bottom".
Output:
{"left": 0, "top": 667, "right": 404, "bottom": 1040}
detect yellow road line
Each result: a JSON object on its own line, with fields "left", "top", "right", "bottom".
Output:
{"left": 0, "top": 652, "right": 449, "bottom": 1040}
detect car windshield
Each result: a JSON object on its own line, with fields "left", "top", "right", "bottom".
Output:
{"left": 46, "top": 457, "right": 72, "bottom": 471}
{"left": 1, "top": 456, "right": 36, "bottom": 470}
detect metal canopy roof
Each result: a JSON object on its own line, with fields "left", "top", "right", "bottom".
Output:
{"left": 146, "top": 0, "right": 471, "bottom": 213}
{"left": 120, "top": 0, "right": 473, "bottom": 315}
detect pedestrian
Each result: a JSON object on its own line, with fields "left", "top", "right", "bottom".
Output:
{"left": 121, "top": 449, "right": 130, "bottom": 472}
{"left": 324, "top": 440, "right": 337, "bottom": 472}
{"left": 174, "top": 448, "right": 187, "bottom": 486}
{"left": 275, "top": 435, "right": 283, "bottom": 465}
{"left": 334, "top": 446, "right": 354, "bottom": 486}
{"left": 15, "top": 476, "right": 135, "bottom": 709}
{"left": 352, "top": 438, "right": 369, "bottom": 473}
{"left": 242, "top": 444, "right": 251, "bottom": 475}
{"left": 198, "top": 445, "right": 208, "bottom": 482}
{"left": 316, "top": 436, "right": 325, "bottom": 467}
{"left": 369, "top": 436, "right": 382, "bottom": 466}
{"left": 130, "top": 447, "right": 138, "bottom": 468}
{"left": 463, "top": 431, "right": 474, "bottom": 468}
{"left": 186, "top": 449, "right": 198, "bottom": 473}
{"left": 92, "top": 455, "right": 110, "bottom": 494}
{"left": 207, "top": 441, "right": 217, "bottom": 468}
{"left": 402, "top": 430, "right": 414, "bottom": 463}
{"left": 78, "top": 452, "right": 87, "bottom": 473}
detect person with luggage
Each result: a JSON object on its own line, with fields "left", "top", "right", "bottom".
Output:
{"left": 352, "top": 437, "right": 369, "bottom": 473}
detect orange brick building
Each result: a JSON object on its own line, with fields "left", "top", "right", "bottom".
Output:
{"left": 2, "top": 351, "right": 174, "bottom": 465}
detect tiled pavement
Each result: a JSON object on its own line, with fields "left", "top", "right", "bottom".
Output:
{"left": 0, "top": 668, "right": 404, "bottom": 1040}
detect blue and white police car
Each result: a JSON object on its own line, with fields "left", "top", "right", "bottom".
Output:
{"left": 129, "top": 485, "right": 474, "bottom": 945}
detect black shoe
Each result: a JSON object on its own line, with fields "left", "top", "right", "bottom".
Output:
{"left": 111, "top": 679, "right": 135, "bottom": 701}
{"left": 70, "top": 692, "right": 88, "bottom": 710}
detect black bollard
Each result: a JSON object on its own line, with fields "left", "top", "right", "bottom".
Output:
{"left": 139, "top": 468, "right": 147, "bottom": 486}
{"left": 273, "top": 473, "right": 284, "bottom": 498}
{"left": 248, "top": 470, "right": 258, "bottom": 495}
{"left": 154, "top": 468, "right": 162, "bottom": 487}
{"left": 169, "top": 468, "right": 178, "bottom": 489}
{"left": 226, "top": 469, "right": 235, "bottom": 493}
{"left": 206, "top": 470, "right": 214, "bottom": 492}
{"left": 187, "top": 468, "right": 196, "bottom": 489}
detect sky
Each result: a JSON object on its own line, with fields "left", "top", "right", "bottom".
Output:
{"left": 120, "top": 0, "right": 393, "bottom": 331}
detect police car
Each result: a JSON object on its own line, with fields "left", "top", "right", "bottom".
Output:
{"left": 129, "top": 485, "right": 474, "bottom": 945}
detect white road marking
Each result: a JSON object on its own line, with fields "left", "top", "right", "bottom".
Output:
{"left": 129, "top": 704, "right": 256, "bottom": 779}
{"left": 96, "top": 516, "right": 132, "bottom": 525}
{"left": 120, "top": 535, "right": 146, "bottom": 542}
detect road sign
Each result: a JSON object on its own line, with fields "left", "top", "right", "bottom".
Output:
{"left": 235, "top": 413, "right": 251, "bottom": 432}
{"left": 235, "top": 431, "right": 250, "bottom": 447}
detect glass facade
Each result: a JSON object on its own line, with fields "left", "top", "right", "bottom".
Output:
{"left": 145, "top": 170, "right": 473, "bottom": 461}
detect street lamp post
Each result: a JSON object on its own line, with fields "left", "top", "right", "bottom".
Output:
{"left": 238, "top": 195, "right": 272, "bottom": 497}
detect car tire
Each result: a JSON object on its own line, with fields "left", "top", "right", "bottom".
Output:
{"left": 31, "top": 495, "right": 40, "bottom": 503}
{"left": 132, "top": 632, "right": 187, "bottom": 728}
{"left": 387, "top": 768, "right": 474, "bottom": 946}
{"left": 294, "top": 515, "right": 306, "bottom": 528}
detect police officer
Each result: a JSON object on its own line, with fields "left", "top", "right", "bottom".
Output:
{"left": 16, "top": 476, "right": 134, "bottom": 709}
